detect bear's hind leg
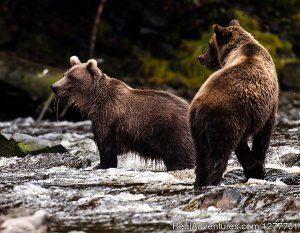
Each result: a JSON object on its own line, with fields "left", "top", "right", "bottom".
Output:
{"left": 163, "top": 156, "right": 194, "bottom": 171}
{"left": 250, "top": 112, "right": 276, "bottom": 178}
{"left": 235, "top": 140, "right": 264, "bottom": 180}
{"left": 163, "top": 159, "right": 181, "bottom": 171}
{"left": 200, "top": 150, "right": 230, "bottom": 186}
{"left": 194, "top": 133, "right": 211, "bottom": 187}
{"left": 194, "top": 132, "right": 232, "bottom": 187}
{"left": 163, "top": 144, "right": 195, "bottom": 171}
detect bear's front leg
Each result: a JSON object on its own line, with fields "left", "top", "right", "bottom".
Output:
{"left": 93, "top": 125, "right": 118, "bottom": 169}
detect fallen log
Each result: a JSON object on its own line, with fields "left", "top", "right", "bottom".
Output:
{"left": 0, "top": 52, "right": 64, "bottom": 100}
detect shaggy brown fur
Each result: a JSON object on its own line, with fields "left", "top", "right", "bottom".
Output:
{"left": 51, "top": 57, "right": 196, "bottom": 171}
{"left": 189, "top": 20, "right": 279, "bottom": 187}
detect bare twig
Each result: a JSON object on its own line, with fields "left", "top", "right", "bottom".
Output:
{"left": 59, "top": 103, "right": 71, "bottom": 118}
{"left": 89, "top": 0, "right": 106, "bottom": 58}
{"left": 38, "top": 0, "right": 106, "bottom": 121}
{"left": 37, "top": 92, "right": 55, "bottom": 123}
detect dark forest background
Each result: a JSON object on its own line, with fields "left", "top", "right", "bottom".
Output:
{"left": 0, "top": 0, "right": 300, "bottom": 120}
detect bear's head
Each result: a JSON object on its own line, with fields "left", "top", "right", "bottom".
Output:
{"left": 51, "top": 56, "right": 105, "bottom": 114}
{"left": 51, "top": 56, "right": 103, "bottom": 99}
{"left": 198, "top": 36, "right": 220, "bottom": 70}
{"left": 198, "top": 19, "right": 253, "bottom": 69}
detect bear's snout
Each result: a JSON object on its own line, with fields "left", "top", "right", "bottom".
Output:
{"left": 51, "top": 84, "right": 58, "bottom": 94}
{"left": 198, "top": 55, "right": 205, "bottom": 65}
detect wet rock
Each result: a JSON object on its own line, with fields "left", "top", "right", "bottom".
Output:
{"left": 169, "top": 169, "right": 194, "bottom": 180}
{"left": 223, "top": 168, "right": 300, "bottom": 185}
{"left": 222, "top": 169, "right": 245, "bottom": 185}
{"left": 0, "top": 116, "right": 300, "bottom": 232}
{"left": 68, "top": 231, "right": 86, "bottom": 233}
{"left": 0, "top": 210, "right": 48, "bottom": 233}
{"left": 277, "top": 91, "right": 300, "bottom": 126}
{"left": 280, "top": 62, "right": 300, "bottom": 91}
{"left": 0, "top": 133, "right": 23, "bottom": 157}
{"left": 216, "top": 189, "right": 241, "bottom": 209}
{"left": 182, "top": 188, "right": 241, "bottom": 210}
{"left": 0, "top": 133, "right": 68, "bottom": 157}
{"left": 266, "top": 168, "right": 300, "bottom": 185}
{"left": 1, "top": 153, "right": 91, "bottom": 172}
{"left": 182, "top": 185, "right": 300, "bottom": 218}
{"left": 198, "top": 193, "right": 222, "bottom": 209}
{"left": 280, "top": 153, "right": 300, "bottom": 167}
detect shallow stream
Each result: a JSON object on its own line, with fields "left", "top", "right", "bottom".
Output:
{"left": 0, "top": 91, "right": 299, "bottom": 232}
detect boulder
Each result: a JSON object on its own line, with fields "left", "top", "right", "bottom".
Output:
{"left": 280, "top": 62, "right": 300, "bottom": 91}
{"left": 0, "top": 133, "right": 68, "bottom": 157}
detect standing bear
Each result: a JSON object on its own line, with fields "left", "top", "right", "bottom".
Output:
{"left": 51, "top": 56, "right": 195, "bottom": 171}
{"left": 189, "top": 20, "right": 279, "bottom": 187}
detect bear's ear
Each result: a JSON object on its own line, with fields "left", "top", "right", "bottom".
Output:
{"left": 229, "top": 19, "right": 240, "bottom": 26}
{"left": 213, "top": 24, "right": 226, "bottom": 37}
{"left": 70, "top": 56, "right": 81, "bottom": 66}
{"left": 213, "top": 24, "right": 225, "bottom": 39}
{"left": 86, "top": 59, "right": 101, "bottom": 77}
{"left": 213, "top": 24, "right": 231, "bottom": 43}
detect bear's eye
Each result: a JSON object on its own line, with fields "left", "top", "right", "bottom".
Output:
{"left": 68, "top": 75, "right": 76, "bottom": 81}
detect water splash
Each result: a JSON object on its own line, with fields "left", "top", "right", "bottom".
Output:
{"left": 54, "top": 97, "right": 62, "bottom": 133}
{"left": 54, "top": 97, "right": 59, "bottom": 123}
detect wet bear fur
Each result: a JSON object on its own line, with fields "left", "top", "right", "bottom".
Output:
{"left": 51, "top": 57, "right": 196, "bottom": 171}
{"left": 189, "top": 20, "right": 279, "bottom": 187}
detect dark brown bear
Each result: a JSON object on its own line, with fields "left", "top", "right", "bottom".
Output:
{"left": 189, "top": 20, "right": 279, "bottom": 187}
{"left": 51, "top": 56, "right": 195, "bottom": 171}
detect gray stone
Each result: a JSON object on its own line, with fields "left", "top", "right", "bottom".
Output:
{"left": 280, "top": 153, "right": 300, "bottom": 167}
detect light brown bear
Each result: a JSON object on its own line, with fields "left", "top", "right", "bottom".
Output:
{"left": 189, "top": 20, "right": 279, "bottom": 187}
{"left": 51, "top": 56, "right": 196, "bottom": 171}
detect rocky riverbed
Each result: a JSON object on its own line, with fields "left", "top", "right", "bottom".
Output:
{"left": 0, "top": 91, "right": 299, "bottom": 233}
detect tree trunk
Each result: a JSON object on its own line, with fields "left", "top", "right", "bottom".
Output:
{"left": 89, "top": 0, "right": 106, "bottom": 58}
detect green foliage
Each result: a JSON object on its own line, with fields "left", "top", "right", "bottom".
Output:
{"left": 233, "top": 9, "right": 260, "bottom": 31}
{"left": 17, "top": 142, "right": 30, "bottom": 152}
{"left": 139, "top": 33, "right": 213, "bottom": 90}
{"left": 98, "top": 19, "right": 113, "bottom": 37}
{"left": 4, "top": 0, "right": 300, "bottom": 100}
{"left": 176, "top": 33, "right": 212, "bottom": 86}
{"left": 139, "top": 52, "right": 174, "bottom": 84}
{"left": 19, "top": 34, "right": 57, "bottom": 60}
{"left": 140, "top": 9, "right": 298, "bottom": 91}
{"left": 234, "top": 9, "right": 296, "bottom": 69}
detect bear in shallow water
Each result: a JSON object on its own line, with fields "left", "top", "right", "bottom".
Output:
{"left": 51, "top": 56, "right": 195, "bottom": 171}
{"left": 189, "top": 20, "right": 279, "bottom": 187}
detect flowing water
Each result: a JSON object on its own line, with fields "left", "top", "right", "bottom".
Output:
{"left": 0, "top": 91, "right": 299, "bottom": 233}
